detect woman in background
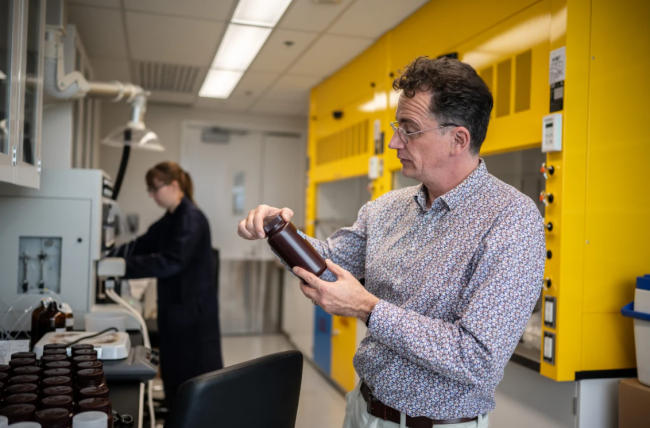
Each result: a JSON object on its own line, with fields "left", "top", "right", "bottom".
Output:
{"left": 114, "top": 161, "right": 222, "bottom": 409}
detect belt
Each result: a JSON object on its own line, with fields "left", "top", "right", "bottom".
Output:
{"left": 360, "top": 383, "right": 479, "bottom": 428}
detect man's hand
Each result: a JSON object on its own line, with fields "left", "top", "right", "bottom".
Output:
{"left": 237, "top": 205, "right": 294, "bottom": 240}
{"left": 294, "top": 259, "right": 379, "bottom": 321}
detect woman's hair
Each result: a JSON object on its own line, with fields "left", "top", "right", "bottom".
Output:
{"left": 146, "top": 161, "right": 194, "bottom": 203}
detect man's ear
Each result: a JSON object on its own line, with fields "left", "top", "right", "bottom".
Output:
{"left": 450, "top": 126, "right": 471, "bottom": 155}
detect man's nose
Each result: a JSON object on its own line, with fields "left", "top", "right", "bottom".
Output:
{"left": 388, "top": 131, "right": 405, "bottom": 150}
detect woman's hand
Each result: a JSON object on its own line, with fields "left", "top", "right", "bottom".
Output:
{"left": 237, "top": 205, "right": 294, "bottom": 240}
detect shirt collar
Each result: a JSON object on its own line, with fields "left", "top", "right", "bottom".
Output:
{"left": 412, "top": 159, "right": 489, "bottom": 212}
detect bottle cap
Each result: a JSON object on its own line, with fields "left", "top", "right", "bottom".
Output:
{"left": 42, "top": 386, "right": 74, "bottom": 398}
{"left": 73, "top": 356, "right": 97, "bottom": 368}
{"left": 74, "top": 350, "right": 98, "bottom": 358}
{"left": 77, "top": 369, "right": 105, "bottom": 385}
{"left": 44, "top": 361, "right": 72, "bottom": 370}
{"left": 43, "top": 368, "right": 71, "bottom": 378}
{"left": 43, "top": 343, "right": 67, "bottom": 350}
{"left": 72, "top": 411, "right": 108, "bottom": 428}
{"left": 10, "top": 352, "right": 36, "bottom": 360}
{"left": 71, "top": 344, "right": 94, "bottom": 356}
{"left": 43, "top": 349, "right": 67, "bottom": 356}
{"left": 0, "top": 364, "right": 10, "bottom": 373}
{"left": 13, "top": 366, "right": 42, "bottom": 377}
{"left": 0, "top": 372, "right": 8, "bottom": 382}
{"left": 4, "top": 423, "right": 41, "bottom": 428}
{"left": 42, "top": 376, "right": 72, "bottom": 388}
{"left": 77, "top": 361, "right": 103, "bottom": 371}
{"left": 5, "top": 384, "right": 39, "bottom": 396}
{"left": 0, "top": 415, "right": 7, "bottom": 428}
{"left": 35, "top": 407, "right": 71, "bottom": 427}
{"left": 79, "top": 385, "right": 109, "bottom": 400}
{"left": 263, "top": 215, "right": 286, "bottom": 236}
{"left": 78, "top": 398, "right": 111, "bottom": 415}
{"left": 5, "top": 393, "right": 39, "bottom": 406}
{"left": 9, "top": 359, "right": 37, "bottom": 369}
{"left": 41, "top": 355, "right": 67, "bottom": 365}
{"left": 0, "top": 404, "right": 36, "bottom": 423}
{"left": 41, "top": 395, "right": 74, "bottom": 412}
{"left": 9, "top": 375, "right": 39, "bottom": 386}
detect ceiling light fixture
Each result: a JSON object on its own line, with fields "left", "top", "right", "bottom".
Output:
{"left": 199, "top": 0, "right": 293, "bottom": 99}
{"left": 232, "top": 0, "right": 293, "bottom": 27}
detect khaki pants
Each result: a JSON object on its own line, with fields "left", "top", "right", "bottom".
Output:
{"left": 342, "top": 383, "right": 489, "bottom": 428}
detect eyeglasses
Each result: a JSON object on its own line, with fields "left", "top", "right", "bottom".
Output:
{"left": 389, "top": 121, "right": 457, "bottom": 145}
{"left": 147, "top": 183, "right": 168, "bottom": 194}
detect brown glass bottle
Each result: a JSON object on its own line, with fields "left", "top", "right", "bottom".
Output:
{"left": 30, "top": 298, "right": 50, "bottom": 349}
{"left": 43, "top": 385, "right": 74, "bottom": 398}
{"left": 264, "top": 215, "right": 327, "bottom": 277}
{"left": 5, "top": 392, "right": 39, "bottom": 406}
{"left": 79, "top": 385, "right": 109, "bottom": 400}
{"left": 36, "top": 407, "right": 72, "bottom": 428}
{"left": 77, "top": 398, "right": 113, "bottom": 426}
{"left": 61, "top": 302, "right": 74, "bottom": 332}
{"left": 6, "top": 383, "right": 39, "bottom": 396}
{"left": 41, "top": 395, "right": 74, "bottom": 412}
{"left": 1, "top": 403, "right": 36, "bottom": 423}
{"left": 37, "top": 301, "right": 67, "bottom": 347}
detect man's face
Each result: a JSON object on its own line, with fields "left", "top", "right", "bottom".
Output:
{"left": 388, "top": 91, "right": 452, "bottom": 184}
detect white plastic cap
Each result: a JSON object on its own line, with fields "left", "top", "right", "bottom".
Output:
{"left": 72, "top": 412, "right": 108, "bottom": 428}
{"left": 0, "top": 416, "right": 8, "bottom": 428}
{"left": 8, "top": 423, "right": 42, "bottom": 428}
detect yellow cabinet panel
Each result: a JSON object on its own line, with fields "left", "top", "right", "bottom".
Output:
{"left": 331, "top": 315, "right": 357, "bottom": 392}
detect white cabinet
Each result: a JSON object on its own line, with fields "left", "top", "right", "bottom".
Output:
{"left": 0, "top": 0, "right": 45, "bottom": 188}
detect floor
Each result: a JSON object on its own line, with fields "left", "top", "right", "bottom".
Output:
{"left": 154, "top": 334, "right": 347, "bottom": 428}
{"left": 222, "top": 334, "right": 347, "bottom": 428}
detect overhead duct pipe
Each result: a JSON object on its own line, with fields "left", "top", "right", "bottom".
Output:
{"left": 43, "top": 26, "right": 164, "bottom": 200}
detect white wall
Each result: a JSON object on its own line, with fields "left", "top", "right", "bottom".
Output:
{"left": 99, "top": 102, "right": 307, "bottom": 235}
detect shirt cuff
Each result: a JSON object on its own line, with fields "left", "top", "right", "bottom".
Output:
{"left": 367, "top": 299, "right": 404, "bottom": 345}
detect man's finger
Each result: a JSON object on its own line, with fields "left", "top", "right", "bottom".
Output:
{"left": 325, "top": 259, "right": 347, "bottom": 279}
{"left": 253, "top": 205, "right": 271, "bottom": 239}
{"left": 238, "top": 219, "right": 255, "bottom": 240}
{"left": 300, "top": 282, "right": 318, "bottom": 302}
{"left": 279, "top": 208, "right": 294, "bottom": 222}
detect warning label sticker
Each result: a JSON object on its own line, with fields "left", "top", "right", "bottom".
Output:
{"left": 549, "top": 46, "right": 566, "bottom": 85}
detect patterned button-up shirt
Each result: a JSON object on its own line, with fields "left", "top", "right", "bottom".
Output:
{"left": 303, "top": 160, "right": 545, "bottom": 419}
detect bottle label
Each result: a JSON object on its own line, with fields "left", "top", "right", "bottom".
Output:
{"left": 66, "top": 318, "right": 74, "bottom": 327}
{"left": 55, "top": 328, "right": 66, "bottom": 333}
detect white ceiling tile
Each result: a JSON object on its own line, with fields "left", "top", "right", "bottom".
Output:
{"left": 124, "top": 0, "right": 237, "bottom": 21}
{"left": 249, "top": 29, "right": 319, "bottom": 74}
{"left": 327, "top": 0, "right": 429, "bottom": 38}
{"left": 287, "top": 34, "right": 373, "bottom": 78}
{"left": 250, "top": 98, "right": 309, "bottom": 117}
{"left": 265, "top": 74, "right": 320, "bottom": 101}
{"left": 88, "top": 57, "right": 131, "bottom": 81}
{"left": 193, "top": 97, "right": 257, "bottom": 111}
{"left": 68, "top": 0, "right": 120, "bottom": 9}
{"left": 230, "top": 71, "right": 280, "bottom": 98}
{"left": 126, "top": 12, "right": 225, "bottom": 66}
{"left": 67, "top": 5, "right": 128, "bottom": 58}
{"left": 149, "top": 92, "right": 196, "bottom": 105}
{"left": 279, "top": 0, "right": 354, "bottom": 32}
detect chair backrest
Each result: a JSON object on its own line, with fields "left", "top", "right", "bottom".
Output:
{"left": 165, "top": 350, "right": 303, "bottom": 428}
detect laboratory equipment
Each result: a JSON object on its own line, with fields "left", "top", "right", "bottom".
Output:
{"left": 0, "top": 169, "right": 121, "bottom": 333}
{"left": 33, "top": 332, "right": 131, "bottom": 361}
{"left": 84, "top": 312, "right": 127, "bottom": 333}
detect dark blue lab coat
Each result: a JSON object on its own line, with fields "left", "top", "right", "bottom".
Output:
{"left": 116, "top": 197, "right": 223, "bottom": 406}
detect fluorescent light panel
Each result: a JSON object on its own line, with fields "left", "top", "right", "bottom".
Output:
{"left": 199, "top": 0, "right": 292, "bottom": 99}
{"left": 199, "top": 69, "right": 244, "bottom": 99}
{"left": 232, "top": 0, "right": 293, "bottom": 27}
{"left": 212, "top": 24, "right": 272, "bottom": 71}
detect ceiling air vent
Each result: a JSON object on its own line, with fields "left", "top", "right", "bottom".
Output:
{"left": 131, "top": 61, "right": 201, "bottom": 93}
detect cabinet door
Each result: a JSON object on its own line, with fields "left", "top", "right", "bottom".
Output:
{"left": 0, "top": 0, "right": 17, "bottom": 183}
{"left": 15, "top": 0, "right": 44, "bottom": 188}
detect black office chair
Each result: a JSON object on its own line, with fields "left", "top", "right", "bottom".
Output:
{"left": 165, "top": 350, "right": 303, "bottom": 428}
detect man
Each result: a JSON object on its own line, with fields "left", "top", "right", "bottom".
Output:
{"left": 238, "top": 57, "right": 545, "bottom": 428}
